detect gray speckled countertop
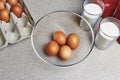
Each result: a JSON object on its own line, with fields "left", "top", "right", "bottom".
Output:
{"left": 0, "top": 0, "right": 120, "bottom": 80}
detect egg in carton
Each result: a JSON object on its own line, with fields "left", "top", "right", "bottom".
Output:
{"left": 0, "top": 14, "right": 21, "bottom": 44}
{"left": 0, "top": 0, "right": 35, "bottom": 48}
{"left": 18, "top": 0, "right": 34, "bottom": 36}
{"left": 11, "top": 10, "right": 33, "bottom": 39}
{"left": 6, "top": 3, "right": 33, "bottom": 42}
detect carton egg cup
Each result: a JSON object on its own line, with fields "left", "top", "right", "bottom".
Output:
{"left": 0, "top": 0, "right": 35, "bottom": 49}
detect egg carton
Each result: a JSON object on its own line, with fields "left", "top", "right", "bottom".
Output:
{"left": 0, "top": 0, "right": 35, "bottom": 49}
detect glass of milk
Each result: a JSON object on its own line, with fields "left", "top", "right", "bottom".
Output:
{"left": 80, "top": 0, "right": 104, "bottom": 31}
{"left": 95, "top": 17, "right": 120, "bottom": 50}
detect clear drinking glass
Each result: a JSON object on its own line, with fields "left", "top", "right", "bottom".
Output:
{"left": 95, "top": 17, "right": 120, "bottom": 50}
{"left": 80, "top": 0, "right": 104, "bottom": 30}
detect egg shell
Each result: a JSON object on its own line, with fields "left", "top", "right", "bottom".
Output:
{"left": 59, "top": 45, "right": 72, "bottom": 60}
{"left": 46, "top": 41, "right": 59, "bottom": 56}
{"left": 53, "top": 31, "right": 66, "bottom": 45}
{"left": 67, "top": 33, "right": 80, "bottom": 50}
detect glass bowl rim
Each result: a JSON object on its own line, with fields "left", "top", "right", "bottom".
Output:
{"left": 31, "top": 10, "right": 95, "bottom": 67}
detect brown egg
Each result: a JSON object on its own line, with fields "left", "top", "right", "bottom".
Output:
{"left": 11, "top": 4, "right": 23, "bottom": 18}
{"left": 45, "top": 41, "right": 59, "bottom": 56}
{"left": 0, "top": 0, "right": 5, "bottom": 10}
{"left": 6, "top": 0, "right": 18, "bottom": 6}
{"left": 0, "top": 9, "right": 10, "bottom": 23}
{"left": 53, "top": 31, "right": 66, "bottom": 45}
{"left": 59, "top": 45, "right": 72, "bottom": 60}
{"left": 67, "top": 33, "right": 80, "bottom": 50}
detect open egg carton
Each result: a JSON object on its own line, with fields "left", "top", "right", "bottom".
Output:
{"left": 0, "top": 0, "right": 35, "bottom": 49}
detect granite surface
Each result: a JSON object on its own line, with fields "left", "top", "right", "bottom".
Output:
{"left": 0, "top": 0, "right": 120, "bottom": 80}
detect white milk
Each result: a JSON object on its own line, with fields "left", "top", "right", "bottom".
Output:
{"left": 95, "top": 22, "right": 120, "bottom": 49}
{"left": 81, "top": 3, "right": 102, "bottom": 30}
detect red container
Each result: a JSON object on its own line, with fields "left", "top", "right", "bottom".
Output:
{"left": 117, "top": 37, "right": 120, "bottom": 44}
{"left": 113, "top": 2, "right": 120, "bottom": 44}
{"left": 102, "top": 0, "right": 119, "bottom": 18}
{"left": 114, "top": 2, "right": 120, "bottom": 19}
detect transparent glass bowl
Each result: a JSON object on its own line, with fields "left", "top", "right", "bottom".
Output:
{"left": 31, "top": 11, "right": 94, "bottom": 67}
